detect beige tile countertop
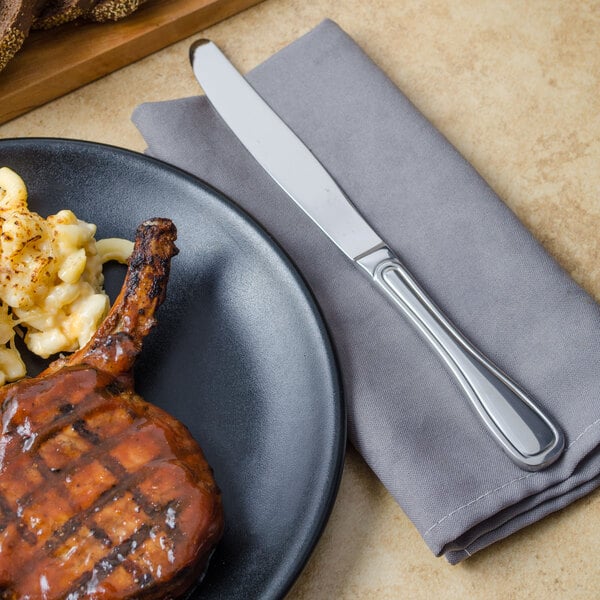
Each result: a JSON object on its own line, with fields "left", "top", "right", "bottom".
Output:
{"left": 1, "top": 0, "right": 600, "bottom": 597}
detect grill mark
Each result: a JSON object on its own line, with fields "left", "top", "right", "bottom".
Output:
{"left": 0, "top": 367, "right": 126, "bottom": 463}
{"left": 8, "top": 447, "right": 154, "bottom": 550}
{"left": 90, "top": 524, "right": 113, "bottom": 546}
{"left": 16, "top": 491, "right": 33, "bottom": 509}
{"left": 122, "top": 557, "right": 154, "bottom": 588}
{"left": 2, "top": 416, "right": 146, "bottom": 544}
{"left": 1, "top": 405, "right": 186, "bottom": 565}
{"left": 64, "top": 523, "right": 153, "bottom": 598}
{"left": 15, "top": 493, "right": 39, "bottom": 545}
{"left": 15, "top": 389, "right": 117, "bottom": 457}
{"left": 44, "top": 516, "right": 82, "bottom": 552}
{"left": 1, "top": 369, "right": 103, "bottom": 435}
{"left": 131, "top": 487, "right": 162, "bottom": 518}
{"left": 43, "top": 492, "right": 123, "bottom": 554}
{"left": 100, "top": 457, "right": 184, "bottom": 538}
{"left": 3, "top": 465, "right": 61, "bottom": 545}
{"left": 16, "top": 521, "right": 37, "bottom": 545}
{"left": 60, "top": 415, "right": 139, "bottom": 473}
{"left": 58, "top": 403, "right": 75, "bottom": 415}
{"left": 138, "top": 570, "right": 154, "bottom": 588}
{"left": 39, "top": 462, "right": 158, "bottom": 559}
{"left": 0, "top": 492, "right": 14, "bottom": 526}
{"left": 1, "top": 428, "right": 214, "bottom": 596}
{"left": 5, "top": 418, "right": 151, "bottom": 560}
{"left": 102, "top": 453, "right": 128, "bottom": 480}
{"left": 72, "top": 419, "right": 102, "bottom": 445}
{"left": 33, "top": 457, "right": 56, "bottom": 479}
{"left": 38, "top": 489, "right": 180, "bottom": 595}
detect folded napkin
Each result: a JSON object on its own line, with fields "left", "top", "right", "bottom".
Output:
{"left": 132, "top": 19, "right": 600, "bottom": 563}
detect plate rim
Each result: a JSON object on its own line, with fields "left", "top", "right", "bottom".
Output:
{"left": 0, "top": 136, "right": 346, "bottom": 599}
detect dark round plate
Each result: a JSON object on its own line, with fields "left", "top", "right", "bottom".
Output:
{"left": 0, "top": 138, "right": 345, "bottom": 599}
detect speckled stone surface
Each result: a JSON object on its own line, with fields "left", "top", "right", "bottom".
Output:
{"left": 1, "top": 1, "right": 600, "bottom": 597}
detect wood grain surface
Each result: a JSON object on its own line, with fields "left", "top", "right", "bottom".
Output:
{"left": 0, "top": 0, "right": 262, "bottom": 124}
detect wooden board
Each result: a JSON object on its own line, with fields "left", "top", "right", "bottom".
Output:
{"left": 0, "top": 0, "right": 262, "bottom": 124}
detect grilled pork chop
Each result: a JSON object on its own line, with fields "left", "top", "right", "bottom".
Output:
{"left": 0, "top": 218, "right": 224, "bottom": 599}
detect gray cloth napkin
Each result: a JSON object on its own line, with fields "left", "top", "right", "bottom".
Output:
{"left": 132, "top": 19, "right": 600, "bottom": 563}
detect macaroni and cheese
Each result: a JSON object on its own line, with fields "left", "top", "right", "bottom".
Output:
{"left": 0, "top": 167, "right": 133, "bottom": 384}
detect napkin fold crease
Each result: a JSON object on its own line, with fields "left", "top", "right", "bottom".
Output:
{"left": 132, "top": 19, "right": 600, "bottom": 563}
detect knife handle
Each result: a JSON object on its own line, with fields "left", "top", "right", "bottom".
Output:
{"left": 357, "top": 247, "right": 564, "bottom": 471}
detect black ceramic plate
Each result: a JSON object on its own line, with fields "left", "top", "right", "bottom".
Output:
{"left": 0, "top": 138, "right": 344, "bottom": 599}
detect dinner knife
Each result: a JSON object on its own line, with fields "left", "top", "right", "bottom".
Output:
{"left": 189, "top": 39, "right": 564, "bottom": 471}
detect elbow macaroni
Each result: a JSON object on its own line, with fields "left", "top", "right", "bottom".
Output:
{"left": 0, "top": 167, "right": 134, "bottom": 383}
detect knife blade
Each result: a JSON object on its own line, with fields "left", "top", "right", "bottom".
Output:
{"left": 189, "top": 39, "right": 564, "bottom": 471}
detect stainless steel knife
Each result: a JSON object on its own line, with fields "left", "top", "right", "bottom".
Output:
{"left": 189, "top": 39, "right": 564, "bottom": 471}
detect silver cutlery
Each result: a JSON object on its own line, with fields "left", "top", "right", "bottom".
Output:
{"left": 189, "top": 39, "right": 564, "bottom": 471}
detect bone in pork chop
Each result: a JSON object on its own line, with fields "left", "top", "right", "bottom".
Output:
{"left": 0, "top": 218, "right": 224, "bottom": 599}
